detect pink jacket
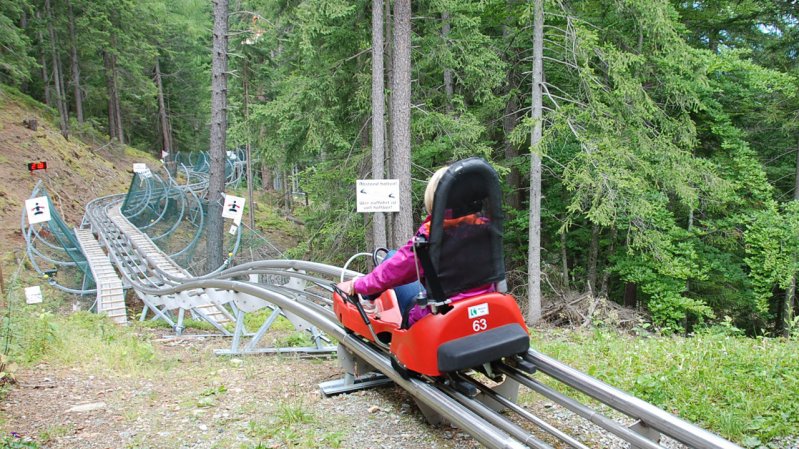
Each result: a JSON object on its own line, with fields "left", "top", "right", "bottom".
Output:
{"left": 353, "top": 217, "right": 494, "bottom": 325}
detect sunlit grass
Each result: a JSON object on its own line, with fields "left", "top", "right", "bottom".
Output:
{"left": 529, "top": 327, "right": 799, "bottom": 445}
{"left": 244, "top": 399, "right": 343, "bottom": 449}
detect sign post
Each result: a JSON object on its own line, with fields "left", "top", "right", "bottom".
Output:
{"left": 356, "top": 179, "right": 400, "bottom": 213}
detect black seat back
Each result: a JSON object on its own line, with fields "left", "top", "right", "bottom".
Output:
{"left": 420, "top": 158, "right": 505, "bottom": 300}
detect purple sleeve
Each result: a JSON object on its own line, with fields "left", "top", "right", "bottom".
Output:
{"left": 353, "top": 236, "right": 421, "bottom": 296}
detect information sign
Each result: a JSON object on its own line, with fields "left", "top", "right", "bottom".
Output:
{"left": 25, "top": 286, "right": 43, "bottom": 304}
{"left": 25, "top": 196, "right": 52, "bottom": 224}
{"left": 222, "top": 194, "right": 246, "bottom": 223}
{"left": 356, "top": 179, "right": 400, "bottom": 213}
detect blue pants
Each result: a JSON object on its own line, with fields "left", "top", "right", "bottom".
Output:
{"left": 382, "top": 250, "right": 424, "bottom": 314}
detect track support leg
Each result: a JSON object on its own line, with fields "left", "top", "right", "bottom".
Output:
{"left": 628, "top": 420, "right": 661, "bottom": 449}
{"left": 319, "top": 344, "right": 392, "bottom": 395}
{"left": 476, "top": 376, "right": 521, "bottom": 413}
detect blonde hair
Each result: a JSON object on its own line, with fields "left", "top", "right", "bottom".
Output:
{"left": 424, "top": 166, "right": 449, "bottom": 214}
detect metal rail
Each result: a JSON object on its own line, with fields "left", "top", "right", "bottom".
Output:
{"left": 24, "top": 151, "right": 745, "bottom": 449}
{"left": 85, "top": 191, "right": 744, "bottom": 449}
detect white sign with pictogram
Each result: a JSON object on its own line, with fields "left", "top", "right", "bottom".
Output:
{"left": 25, "top": 196, "right": 51, "bottom": 224}
{"left": 222, "top": 194, "right": 246, "bottom": 223}
{"left": 356, "top": 179, "right": 400, "bottom": 213}
{"left": 25, "top": 286, "right": 43, "bottom": 304}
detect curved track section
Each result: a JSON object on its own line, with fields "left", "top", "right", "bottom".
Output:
{"left": 22, "top": 181, "right": 96, "bottom": 294}
{"left": 31, "top": 149, "right": 742, "bottom": 449}
{"left": 85, "top": 195, "right": 743, "bottom": 449}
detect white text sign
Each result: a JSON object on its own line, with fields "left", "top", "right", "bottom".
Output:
{"left": 356, "top": 179, "right": 400, "bottom": 213}
{"left": 25, "top": 286, "right": 43, "bottom": 304}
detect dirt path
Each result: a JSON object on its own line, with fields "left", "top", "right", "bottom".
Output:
{"left": 1, "top": 333, "right": 482, "bottom": 449}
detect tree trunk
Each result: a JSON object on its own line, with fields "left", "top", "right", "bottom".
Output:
{"left": 560, "top": 227, "right": 569, "bottom": 288}
{"left": 442, "top": 11, "right": 453, "bottom": 114}
{"left": 785, "top": 141, "right": 799, "bottom": 335}
{"left": 390, "top": 0, "right": 413, "bottom": 247}
{"left": 503, "top": 95, "right": 521, "bottom": 209}
{"left": 371, "top": 0, "right": 387, "bottom": 250}
{"left": 103, "top": 50, "right": 123, "bottom": 142}
{"left": 527, "top": 0, "right": 544, "bottom": 323}
{"left": 282, "top": 169, "right": 293, "bottom": 211}
{"left": 207, "top": 0, "right": 229, "bottom": 273}
{"left": 242, "top": 58, "right": 255, "bottom": 228}
{"left": 155, "top": 58, "right": 172, "bottom": 156}
{"left": 45, "top": 0, "right": 69, "bottom": 139}
{"left": 103, "top": 51, "right": 117, "bottom": 140}
{"left": 37, "top": 20, "right": 52, "bottom": 107}
{"left": 67, "top": 0, "right": 83, "bottom": 123}
{"left": 261, "top": 164, "right": 273, "bottom": 191}
{"left": 112, "top": 51, "right": 124, "bottom": 143}
{"left": 384, "top": 0, "right": 394, "bottom": 242}
{"left": 154, "top": 57, "right": 176, "bottom": 175}
{"left": 624, "top": 282, "right": 637, "bottom": 308}
{"left": 587, "top": 223, "right": 599, "bottom": 295}
{"left": 599, "top": 226, "right": 617, "bottom": 296}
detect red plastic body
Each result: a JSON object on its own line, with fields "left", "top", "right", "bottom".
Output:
{"left": 333, "top": 290, "right": 528, "bottom": 377}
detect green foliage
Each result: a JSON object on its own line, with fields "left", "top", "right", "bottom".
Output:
{"left": 0, "top": 435, "right": 40, "bottom": 449}
{"left": 2, "top": 0, "right": 798, "bottom": 334}
{"left": 1, "top": 291, "right": 155, "bottom": 372}
{"left": 744, "top": 201, "right": 799, "bottom": 314}
{"left": 0, "top": 1, "right": 36, "bottom": 85}
{"left": 245, "top": 400, "right": 343, "bottom": 449}
{"left": 531, "top": 328, "right": 799, "bottom": 444}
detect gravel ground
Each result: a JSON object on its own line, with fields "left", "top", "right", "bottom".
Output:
{"left": 0, "top": 332, "right": 782, "bottom": 449}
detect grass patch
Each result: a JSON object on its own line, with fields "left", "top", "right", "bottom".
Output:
{"left": 37, "top": 424, "right": 72, "bottom": 445}
{"left": 42, "top": 312, "right": 156, "bottom": 374}
{"left": 242, "top": 310, "right": 296, "bottom": 332}
{"left": 529, "top": 328, "right": 799, "bottom": 445}
{"left": 0, "top": 84, "right": 55, "bottom": 119}
{"left": 0, "top": 434, "right": 40, "bottom": 448}
{"left": 1, "top": 278, "right": 156, "bottom": 374}
{"left": 244, "top": 400, "right": 343, "bottom": 449}
{"left": 250, "top": 191, "right": 303, "bottom": 239}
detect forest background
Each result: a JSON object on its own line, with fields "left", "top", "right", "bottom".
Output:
{"left": 1, "top": 0, "right": 799, "bottom": 337}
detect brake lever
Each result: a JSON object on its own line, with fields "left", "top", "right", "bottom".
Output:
{"left": 331, "top": 282, "right": 371, "bottom": 325}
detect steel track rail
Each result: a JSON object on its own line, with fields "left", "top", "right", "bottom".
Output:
{"left": 106, "top": 257, "right": 743, "bottom": 449}
{"left": 124, "top": 278, "right": 529, "bottom": 449}
{"left": 92, "top": 228, "right": 743, "bottom": 449}
{"left": 73, "top": 165, "right": 744, "bottom": 449}
{"left": 521, "top": 351, "right": 742, "bottom": 449}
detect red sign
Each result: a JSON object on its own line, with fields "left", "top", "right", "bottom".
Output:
{"left": 27, "top": 161, "right": 47, "bottom": 172}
